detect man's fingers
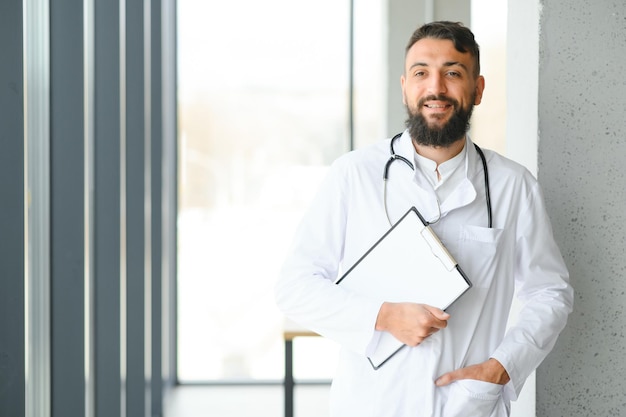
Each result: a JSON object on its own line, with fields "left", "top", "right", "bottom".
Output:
{"left": 405, "top": 336, "right": 426, "bottom": 347}
{"left": 435, "top": 366, "right": 473, "bottom": 386}
{"left": 422, "top": 305, "right": 450, "bottom": 319}
{"left": 406, "top": 326, "right": 441, "bottom": 346}
{"left": 421, "top": 305, "right": 450, "bottom": 328}
{"left": 434, "top": 360, "right": 510, "bottom": 387}
{"left": 380, "top": 303, "right": 452, "bottom": 346}
{"left": 434, "top": 370, "right": 457, "bottom": 386}
{"left": 434, "top": 309, "right": 451, "bottom": 320}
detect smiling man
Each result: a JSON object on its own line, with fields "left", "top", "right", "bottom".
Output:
{"left": 276, "top": 21, "right": 573, "bottom": 417}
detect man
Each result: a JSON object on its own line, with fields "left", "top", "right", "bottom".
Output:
{"left": 275, "top": 21, "right": 573, "bottom": 417}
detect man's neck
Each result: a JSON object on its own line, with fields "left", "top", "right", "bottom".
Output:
{"left": 412, "top": 137, "right": 466, "bottom": 166}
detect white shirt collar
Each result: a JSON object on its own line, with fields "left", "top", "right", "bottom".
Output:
{"left": 414, "top": 140, "right": 467, "bottom": 190}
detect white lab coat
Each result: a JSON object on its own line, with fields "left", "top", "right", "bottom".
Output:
{"left": 275, "top": 131, "right": 573, "bottom": 417}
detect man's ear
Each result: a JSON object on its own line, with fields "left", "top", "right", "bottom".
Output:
{"left": 400, "top": 75, "right": 407, "bottom": 105}
{"left": 474, "top": 75, "right": 485, "bottom": 105}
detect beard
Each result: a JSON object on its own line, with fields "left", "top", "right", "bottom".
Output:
{"left": 405, "top": 95, "right": 474, "bottom": 147}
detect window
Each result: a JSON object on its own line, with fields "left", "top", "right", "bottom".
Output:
{"left": 177, "top": 0, "right": 359, "bottom": 382}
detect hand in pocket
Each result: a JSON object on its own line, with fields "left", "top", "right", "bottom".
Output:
{"left": 435, "top": 358, "right": 510, "bottom": 387}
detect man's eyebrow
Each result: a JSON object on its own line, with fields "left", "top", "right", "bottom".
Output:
{"left": 408, "top": 61, "right": 469, "bottom": 72}
{"left": 443, "top": 61, "right": 468, "bottom": 71}
{"left": 408, "top": 62, "right": 428, "bottom": 70}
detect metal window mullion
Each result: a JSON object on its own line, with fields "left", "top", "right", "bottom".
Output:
{"left": 348, "top": 0, "right": 354, "bottom": 151}
{"left": 161, "top": 0, "right": 178, "bottom": 387}
{"left": 143, "top": 0, "right": 153, "bottom": 414}
{"left": 83, "top": 0, "right": 96, "bottom": 414}
{"left": 119, "top": 0, "right": 128, "bottom": 415}
{"left": 23, "top": 0, "right": 51, "bottom": 415}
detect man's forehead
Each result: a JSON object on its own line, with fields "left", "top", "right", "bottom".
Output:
{"left": 407, "top": 38, "right": 468, "bottom": 58}
{"left": 405, "top": 38, "right": 474, "bottom": 69}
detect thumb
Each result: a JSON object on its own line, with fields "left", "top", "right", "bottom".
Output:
{"left": 423, "top": 305, "right": 450, "bottom": 320}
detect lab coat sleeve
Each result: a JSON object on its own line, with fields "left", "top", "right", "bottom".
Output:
{"left": 490, "top": 181, "right": 574, "bottom": 400}
{"left": 274, "top": 157, "right": 383, "bottom": 355}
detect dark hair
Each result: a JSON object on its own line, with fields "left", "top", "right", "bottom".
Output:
{"left": 406, "top": 21, "right": 480, "bottom": 77}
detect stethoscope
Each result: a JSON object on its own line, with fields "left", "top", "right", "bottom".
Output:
{"left": 383, "top": 132, "right": 492, "bottom": 228}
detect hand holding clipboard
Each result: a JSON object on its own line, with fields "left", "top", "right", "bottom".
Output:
{"left": 335, "top": 206, "right": 472, "bottom": 369}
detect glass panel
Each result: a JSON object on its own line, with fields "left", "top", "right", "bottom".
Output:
{"left": 177, "top": 0, "right": 349, "bottom": 381}
{"left": 352, "top": 0, "right": 388, "bottom": 148}
{"left": 470, "top": 0, "right": 507, "bottom": 153}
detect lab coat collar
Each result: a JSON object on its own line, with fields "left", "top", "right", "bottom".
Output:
{"left": 439, "top": 137, "right": 478, "bottom": 215}
{"left": 393, "top": 130, "right": 417, "bottom": 166}
{"left": 394, "top": 130, "right": 480, "bottom": 216}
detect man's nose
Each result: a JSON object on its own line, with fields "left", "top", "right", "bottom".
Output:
{"left": 426, "top": 73, "right": 447, "bottom": 96}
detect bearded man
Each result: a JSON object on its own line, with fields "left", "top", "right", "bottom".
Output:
{"left": 276, "top": 21, "right": 573, "bottom": 417}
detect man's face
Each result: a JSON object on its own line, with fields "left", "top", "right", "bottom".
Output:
{"left": 400, "top": 38, "right": 485, "bottom": 146}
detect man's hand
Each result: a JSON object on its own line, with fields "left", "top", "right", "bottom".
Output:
{"left": 375, "top": 302, "right": 450, "bottom": 347}
{"left": 435, "top": 358, "right": 510, "bottom": 387}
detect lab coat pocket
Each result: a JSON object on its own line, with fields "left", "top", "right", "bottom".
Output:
{"left": 442, "top": 379, "right": 503, "bottom": 417}
{"left": 458, "top": 225, "right": 505, "bottom": 288}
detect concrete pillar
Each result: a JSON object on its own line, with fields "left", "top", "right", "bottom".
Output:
{"left": 535, "top": 1, "right": 626, "bottom": 415}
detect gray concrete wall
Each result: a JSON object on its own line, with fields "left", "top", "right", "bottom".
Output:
{"left": 536, "top": 1, "right": 626, "bottom": 415}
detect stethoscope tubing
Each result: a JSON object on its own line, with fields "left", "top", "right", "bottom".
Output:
{"left": 384, "top": 133, "right": 492, "bottom": 228}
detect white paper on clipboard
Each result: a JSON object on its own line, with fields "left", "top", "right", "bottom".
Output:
{"left": 335, "top": 206, "right": 472, "bottom": 370}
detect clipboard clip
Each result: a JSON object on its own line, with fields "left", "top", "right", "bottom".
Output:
{"left": 420, "top": 226, "right": 457, "bottom": 272}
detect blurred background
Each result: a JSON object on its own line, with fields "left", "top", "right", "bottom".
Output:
{"left": 7, "top": 0, "right": 624, "bottom": 416}
{"left": 176, "top": 0, "right": 506, "bottom": 386}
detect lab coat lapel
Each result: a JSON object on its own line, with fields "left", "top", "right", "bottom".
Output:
{"left": 395, "top": 130, "right": 416, "bottom": 165}
{"left": 396, "top": 131, "right": 439, "bottom": 196}
{"left": 383, "top": 131, "right": 436, "bottom": 223}
{"left": 438, "top": 139, "right": 480, "bottom": 215}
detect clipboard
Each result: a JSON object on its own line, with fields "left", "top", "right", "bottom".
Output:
{"left": 335, "top": 206, "right": 472, "bottom": 370}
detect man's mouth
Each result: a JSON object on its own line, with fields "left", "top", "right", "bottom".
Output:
{"left": 420, "top": 95, "right": 457, "bottom": 111}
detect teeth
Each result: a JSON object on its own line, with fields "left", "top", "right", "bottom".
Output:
{"left": 426, "top": 104, "right": 446, "bottom": 108}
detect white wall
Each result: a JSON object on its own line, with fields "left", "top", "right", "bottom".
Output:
{"left": 505, "top": 0, "right": 540, "bottom": 176}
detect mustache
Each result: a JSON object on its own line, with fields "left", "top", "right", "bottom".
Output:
{"left": 417, "top": 95, "right": 459, "bottom": 108}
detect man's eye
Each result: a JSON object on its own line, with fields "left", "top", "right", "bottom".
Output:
{"left": 446, "top": 71, "right": 461, "bottom": 77}
{"left": 414, "top": 71, "right": 426, "bottom": 77}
